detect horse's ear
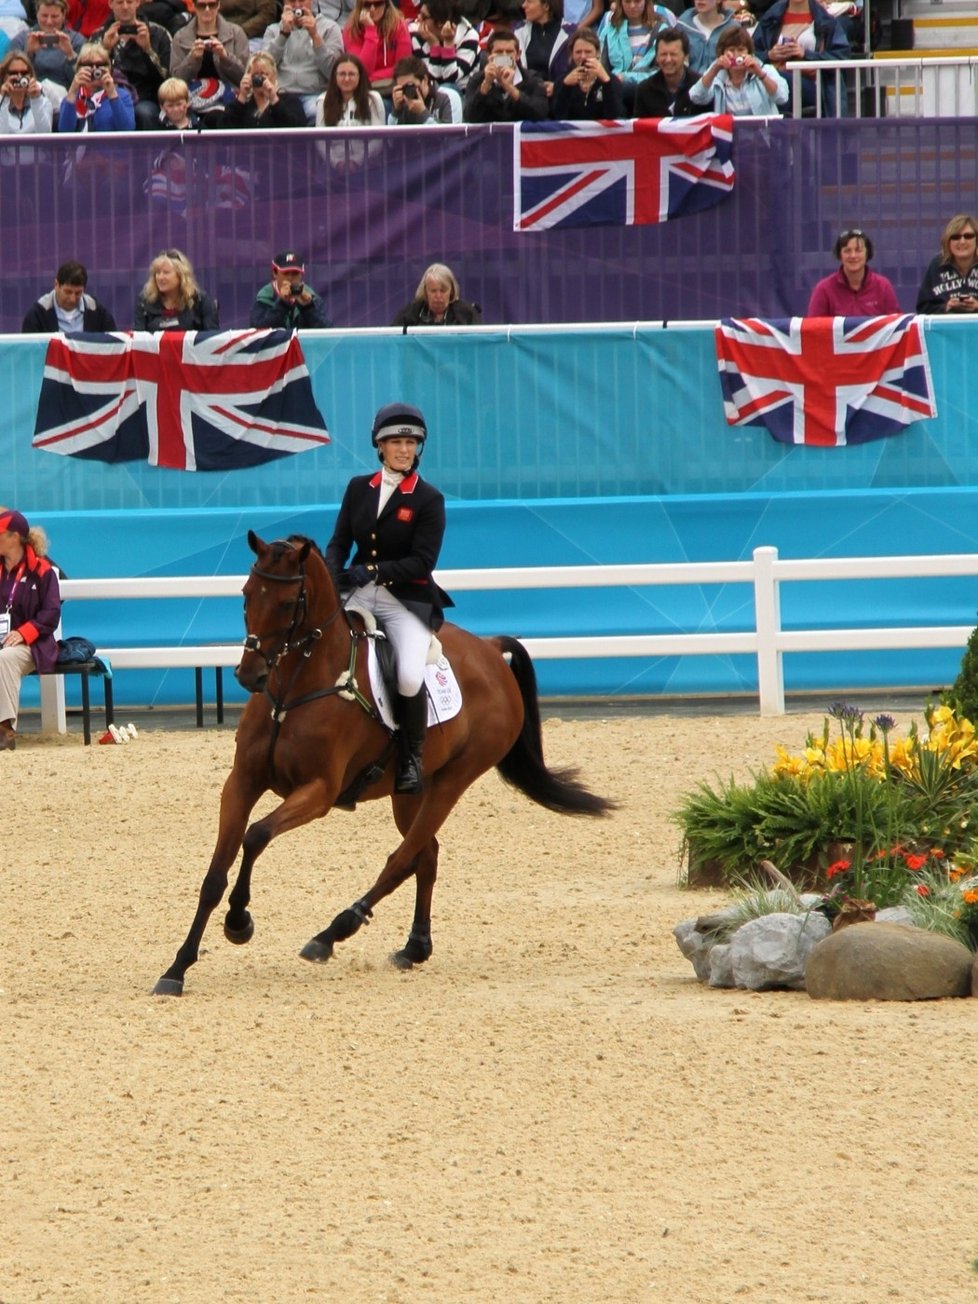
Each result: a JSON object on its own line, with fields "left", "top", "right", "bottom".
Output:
{"left": 297, "top": 538, "right": 312, "bottom": 563}
{"left": 247, "top": 530, "right": 262, "bottom": 555}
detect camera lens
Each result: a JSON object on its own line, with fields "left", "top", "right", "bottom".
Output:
{"left": 252, "top": 72, "right": 264, "bottom": 85}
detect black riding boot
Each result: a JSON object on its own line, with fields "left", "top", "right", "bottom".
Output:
{"left": 394, "top": 690, "right": 427, "bottom": 794}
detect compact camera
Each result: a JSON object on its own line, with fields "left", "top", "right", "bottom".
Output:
{"left": 252, "top": 72, "right": 265, "bottom": 86}
{"left": 292, "top": 7, "right": 306, "bottom": 15}
{"left": 402, "top": 82, "right": 420, "bottom": 99}
{"left": 288, "top": 282, "right": 304, "bottom": 296}
{"left": 491, "top": 53, "right": 514, "bottom": 68}
{"left": 12, "top": 75, "right": 29, "bottom": 86}
{"left": 40, "top": 32, "right": 59, "bottom": 44}
{"left": 733, "top": 54, "right": 745, "bottom": 64}
{"left": 89, "top": 66, "right": 104, "bottom": 79}
{"left": 118, "top": 21, "right": 138, "bottom": 32}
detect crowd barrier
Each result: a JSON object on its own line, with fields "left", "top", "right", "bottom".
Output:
{"left": 2, "top": 115, "right": 978, "bottom": 328}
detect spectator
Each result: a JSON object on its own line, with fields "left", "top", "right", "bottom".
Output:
{"left": 57, "top": 40, "right": 135, "bottom": 127}
{"left": 249, "top": 250, "right": 332, "bottom": 328}
{"left": 388, "top": 52, "right": 452, "bottom": 119}
{"left": 134, "top": 248, "right": 219, "bottom": 330}
{"left": 916, "top": 214, "right": 978, "bottom": 315}
{"left": 0, "top": 49, "right": 53, "bottom": 131}
{"left": 315, "top": 51, "right": 382, "bottom": 168}
{"left": 94, "top": 0, "right": 171, "bottom": 129}
{"left": 342, "top": 0, "right": 410, "bottom": 94}
{"left": 596, "top": 0, "right": 672, "bottom": 111}
{"left": 22, "top": 259, "right": 117, "bottom": 332}
{"left": 169, "top": 0, "right": 248, "bottom": 117}
{"left": 392, "top": 262, "right": 482, "bottom": 325}
{"left": 751, "top": 0, "right": 848, "bottom": 117}
{"left": 0, "top": 509, "right": 61, "bottom": 751}
{"left": 515, "top": 0, "right": 572, "bottom": 101}
{"left": 463, "top": 26, "right": 547, "bottom": 118}
{"left": 223, "top": 49, "right": 307, "bottom": 122}
{"left": 676, "top": 0, "right": 736, "bottom": 72}
{"left": 552, "top": 25, "right": 621, "bottom": 116}
{"left": 689, "top": 24, "right": 787, "bottom": 112}
{"left": 410, "top": 0, "right": 478, "bottom": 90}
{"left": 11, "top": 0, "right": 82, "bottom": 89}
{"left": 261, "top": 0, "right": 341, "bottom": 119}
{"left": 219, "top": 0, "right": 276, "bottom": 43}
{"left": 807, "top": 228, "right": 900, "bottom": 316}
{"left": 67, "top": 0, "right": 109, "bottom": 36}
{"left": 155, "top": 72, "right": 206, "bottom": 124}
{"left": 632, "top": 25, "right": 697, "bottom": 115}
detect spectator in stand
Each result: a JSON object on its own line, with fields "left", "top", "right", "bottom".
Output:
{"left": 156, "top": 72, "right": 205, "bottom": 123}
{"left": 169, "top": 0, "right": 248, "bottom": 117}
{"left": 11, "top": 0, "right": 82, "bottom": 89}
{"left": 410, "top": 0, "right": 478, "bottom": 91}
{"left": 223, "top": 48, "right": 307, "bottom": 122}
{"left": 134, "top": 248, "right": 219, "bottom": 330}
{"left": 676, "top": 0, "right": 736, "bottom": 72}
{"left": 94, "top": 0, "right": 170, "bottom": 129}
{"left": 515, "top": 0, "right": 572, "bottom": 103}
{"left": 342, "top": 0, "right": 410, "bottom": 95}
{"left": 393, "top": 263, "right": 482, "bottom": 325}
{"left": 0, "top": 49, "right": 53, "bottom": 131}
{"left": 463, "top": 26, "right": 547, "bottom": 118}
{"left": 807, "top": 228, "right": 900, "bottom": 316}
{"left": 23, "top": 260, "right": 117, "bottom": 332}
{"left": 916, "top": 213, "right": 978, "bottom": 314}
{"left": 388, "top": 52, "right": 452, "bottom": 119}
{"left": 597, "top": 0, "right": 672, "bottom": 112}
{"left": 219, "top": 0, "right": 276, "bottom": 45}
{"left": 249, "top": 250, "right": 331, "bottom": 327}
{"left": 261, "top": 1, "right": 342, "bottom": 120}
{"left": 552, "top": 25, "right": 621, "bottom": 116}
{"left": 315, "top": 51, "right": 382, "bottom": 168}
{"left": 0, "top": 509, "right": 61, "bottom": 751}
{"left": 752, "top": 0, "right": 848, "bottom": 118}
{"left": 689, "top": 24, "right": 786, "bottom": 112}
{"left": 57, "top": 40, "right": 135, "bottom": 127}
{"left": 632, "top": 24, "right": 697, "bottom": 115}
{"left": 67, "top": 0, "right": 110, "bottom": 37}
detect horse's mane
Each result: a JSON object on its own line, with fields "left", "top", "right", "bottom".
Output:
{"left": 282, "top": 533, "right": 323, "bottom": 559}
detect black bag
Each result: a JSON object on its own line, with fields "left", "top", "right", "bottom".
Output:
{"left": 55, "top": 636, "right": 97, "bottom": 665}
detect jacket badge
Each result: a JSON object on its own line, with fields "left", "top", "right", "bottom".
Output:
{"left": 396, "top": 507, "right": 414, "bottom": 522}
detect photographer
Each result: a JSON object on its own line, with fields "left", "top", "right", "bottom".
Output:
{"left": 169, "top": 0, "right": 248, "bottom": 116}
{"left": 462, "top": 27, "right": 547, "bottom": 120}
{"left": 249, "top": 251, "right": 332, "bottom": 329}
{"left": 57, "top": 40, "right": 135, "bottom": 128}
{"left": 10, "top": 0, "right": 83, "bottom": 90}
{"left": 551, "top": 26, "right": 621, "bottom": 118}
{"left": 261, "top": 2, "right": 343, "bottom": 124}
{"left": 222, "top": 50, "right": 306, "bottom": 125}
{"left": 688, "top": 23, "right": 786, "bottom": 113}
{"left": 94, "top": 0, "right": 171, "bottom": 129}
{"left": 388, "top": 54, "right": 452, "bottom": 122}
{"left": 0, "top": 50, "right": 53, "bottom": 134}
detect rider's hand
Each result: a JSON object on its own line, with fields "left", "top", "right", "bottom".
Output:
{"left": 345, "top": 564, "right": 372, "bottom": 588}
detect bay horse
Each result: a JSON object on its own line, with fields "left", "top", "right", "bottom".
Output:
{"left": 153, "top": 532, "right": 614, "bottom": 996}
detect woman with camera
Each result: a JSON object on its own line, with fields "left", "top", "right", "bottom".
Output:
{"left": 0, "top": 50, "right": 53, "bottom": 134}
{"left": 223, "top": 50, "right": 307, "bottom": 126}
{"left": 552, "top": 26, "right": 621, "bottom": 118}
{"left": 57, "top": 41, "right": 135, "bottom": 129}
{"left": 134, "top": 249, "right": 220, "bottom": 331}
{"left": 169, "top": 0, "right": 249, "bottom": 116}
{"left": 688, "top": 24, "right": 787, "bottom": 114}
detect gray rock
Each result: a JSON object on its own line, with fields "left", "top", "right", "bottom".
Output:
{"left": 806, "top": 921, "right": 974, "bottom": 1001}
{"left": 876, "top": 906, "right": 915, "bottom": 927}
{"left": 673, "top": 918, "right": 717, "bottom": 981}
{"left": 729, "top": 912, "right": 832, "bottom": 990}
{"left": 708, "top": 943, "right": 735, "bottom": 988}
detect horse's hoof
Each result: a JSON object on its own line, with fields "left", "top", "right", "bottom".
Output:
{"left": 389, "top": 948, "right": 417, "bottom": 970}
{"left": 390, "top": 935, "right": 432, "bottom": 970}
{"left": 224, "top": 912, "right": 255, "bottom": 945}
{"left": 299, "top": 937, "right": 334, "bottom": 964}
{"left": 153, "top": 977, "right": 184, "bottom": 997}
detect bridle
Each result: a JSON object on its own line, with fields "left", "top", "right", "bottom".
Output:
{"left": 243, "top": 559, "right": 325, "bottom": 674}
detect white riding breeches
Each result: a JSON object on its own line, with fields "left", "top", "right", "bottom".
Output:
{"left": 347, "top": 584, "right": 431, "bottom": 697}
{"left": 0, "top": 643, "right": 35, "bottom": 726}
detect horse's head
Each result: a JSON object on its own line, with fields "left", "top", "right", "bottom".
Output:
{"left": 236, "top": 530, "right": 338, "bottom": 694}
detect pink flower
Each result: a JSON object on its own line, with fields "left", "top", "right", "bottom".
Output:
{"left": 826, "top": 859, "right": 851, "bottom": 879}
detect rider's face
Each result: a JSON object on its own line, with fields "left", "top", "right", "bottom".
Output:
{"left": 378, "top": 436, "right": 419, "bottom": 473}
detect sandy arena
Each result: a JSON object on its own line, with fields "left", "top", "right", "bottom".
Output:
{"left": 3, "top": 707, "right": 977, "bottom": 1304}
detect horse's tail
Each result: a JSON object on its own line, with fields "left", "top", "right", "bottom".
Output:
{"left": 492, "top": 636, "right": 616, "bottom": 817}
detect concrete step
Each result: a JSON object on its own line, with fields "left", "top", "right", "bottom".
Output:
{"left": 910, "top": 15, "right": 978, "bottom": 46}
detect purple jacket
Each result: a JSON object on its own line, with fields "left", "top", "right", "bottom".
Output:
{"left": 0, "top": 544, "right": 61, "bottom": 673}
{"left": 807, "top": 267, "right": 901, "bottom": 317}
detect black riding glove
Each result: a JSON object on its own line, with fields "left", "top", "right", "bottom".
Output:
{"left": 346, "top": 564, "right": 372, "bottom": 588}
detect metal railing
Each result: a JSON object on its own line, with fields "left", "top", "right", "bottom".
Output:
{"left": 787, "top": 54, "right": 978, "bottom": 118}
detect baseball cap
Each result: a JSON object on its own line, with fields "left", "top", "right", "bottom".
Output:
{"left": 272, "top": 251, "right": 305, "bottom": 273}
{"left": 0, "top": 509, "right": 28, "bottom": 537}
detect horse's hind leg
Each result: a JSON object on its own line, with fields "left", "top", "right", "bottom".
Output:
{"left": 388, "top": 797, "right": 438, "bottom": 969}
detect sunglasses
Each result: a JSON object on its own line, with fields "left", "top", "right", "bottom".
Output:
{"left": 838, "top": 228, "right": 865, "bottom": 242}
{"left": 951, "top": 232, "right": 977, "bottom": 241}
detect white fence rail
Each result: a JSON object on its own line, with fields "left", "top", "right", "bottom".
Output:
{"left": 789, "top": 55, "right": 978, "bottom": 119}
{"left": 41, "top": 545, "right": 978, "bottom": 729}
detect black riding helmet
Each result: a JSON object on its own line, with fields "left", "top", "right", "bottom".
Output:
{"left": 371, "top": 402, "right": 427, "bottom": 468}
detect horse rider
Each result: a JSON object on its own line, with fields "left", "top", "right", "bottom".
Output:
{"left": 325, "top": 402, "right": 454, "bottom": 794}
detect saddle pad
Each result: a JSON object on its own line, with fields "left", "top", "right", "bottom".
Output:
{"left": 367, "top": 641, "right": 462, "bottom": 731}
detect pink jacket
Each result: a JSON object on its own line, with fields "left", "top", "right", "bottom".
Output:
{"left": 807, "top": 267, "right": 901, "bottom": 317}
{"left": 343, "top": 18, "right": 412, "bottom": 84}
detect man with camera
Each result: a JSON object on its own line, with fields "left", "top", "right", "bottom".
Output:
{"left": 249, "top": 251, "right": 332, "bottom": 329}
{"left": 462, "top": 28, "right": 548, "bottom": 121}
{"left": 260, "top": 1, "right": 343, "bottom": 124}
{"left": 9, "top": 0, "right": 83, "bottom": 89}
{"left": 388, "top": 54, "right": 453, "bottom": 122}
{"left": 94, "top": 0, "right": 171, "bottom": 128}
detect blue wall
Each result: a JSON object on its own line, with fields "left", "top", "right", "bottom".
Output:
{"left": 9, "top": 322, "right": 978, "bottom": 707}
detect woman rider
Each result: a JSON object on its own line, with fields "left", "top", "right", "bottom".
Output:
{"left": 325, "top": 403, "right": 453, "bottom": 795}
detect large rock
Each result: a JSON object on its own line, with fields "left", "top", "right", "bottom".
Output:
{"left": 673, "top": 909, "right": 741, "bottom": 981}
{"left": 806, "top": 922, "right": 974, "bottom": 1001}
{"left": 729, "top": 912, "right": 832, "bottom": 991}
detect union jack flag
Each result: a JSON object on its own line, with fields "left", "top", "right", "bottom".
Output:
{"left": 32, "top": 329, "right": 330, "bottom": 471}
{"left": 715, "top": 315, "right": 937, "bottom": 447}
{"left": 514, "top": 115, "right": 734, "bottom": 232}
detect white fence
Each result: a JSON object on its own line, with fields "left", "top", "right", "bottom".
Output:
{"left": 788, "top": 54, "right": 978, "bottom": 118}
{"left": 39, "top": 545, "right": 978, "bottom": 729}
